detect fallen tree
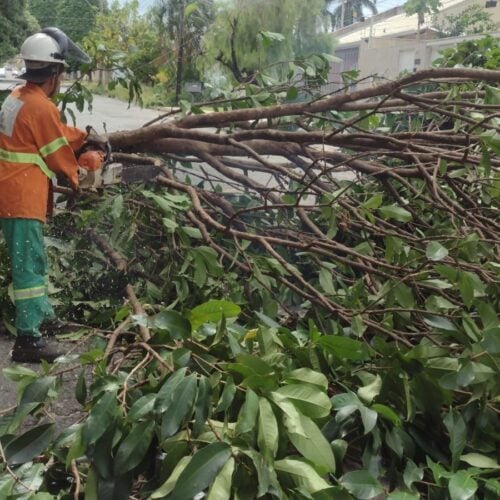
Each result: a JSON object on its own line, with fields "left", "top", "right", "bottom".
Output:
{"left": 0, "top": 67, "right": 498, "bottom": 499}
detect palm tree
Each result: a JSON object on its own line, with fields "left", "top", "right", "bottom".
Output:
{"left": 325, "top": 0, "right": 377, "bottom": 30}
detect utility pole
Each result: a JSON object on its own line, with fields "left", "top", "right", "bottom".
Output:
{"left": 340, "top": 0, "right": 345, "bottom": 28}
{"left": 175, "top": 0, "right": 185, "bottom": 105}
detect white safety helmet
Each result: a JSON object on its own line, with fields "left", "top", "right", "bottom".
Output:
{"left": 19, "top": 28, "right": 90, "bottom": 83}
{"left": 20, "top": 33, "right": 67, "bottom": 66}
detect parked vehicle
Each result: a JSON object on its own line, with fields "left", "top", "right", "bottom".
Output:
{"left": 0, "top": 67, "right": 6, "bottom": 78}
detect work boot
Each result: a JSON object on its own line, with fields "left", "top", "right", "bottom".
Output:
{"left": 11, "top": 335, "right": 64, "bottom": 363}
{"left": 40, "top": 318, "right": 77, "bottom": 336}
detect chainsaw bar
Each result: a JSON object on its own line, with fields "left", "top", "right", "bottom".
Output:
{"left": 121, "top": 163, "right": 161, "bottom": 184}
{"left": 79, "top": 162, "right": 161, "bottom": 188}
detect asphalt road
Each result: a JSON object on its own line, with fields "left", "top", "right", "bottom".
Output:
{"left": 0, "top": 78, "right": 163, "bottom": 133}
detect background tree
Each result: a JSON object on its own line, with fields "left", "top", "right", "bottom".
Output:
{"left": 433, "top": 4, "right": 500, "bottom": 37}
{"left": 404, "top": 0, "right": 441, "bottom": 38}
{"left": 29, "top": 0, "right": 106, "bottom": 42}
{"left": 0, "top": 0, "right": 39, "bottom": 61}
{"left": 28, "top": 0, "right": 58, "bottom": 29}
{"left": 83, "top": 0, "right": 159, "bottom": 85}
{"left": 150, "top": 0, "right": 215, "bottom": 103}
{"left": 55, "top": 0, "right": 103, "bottom": 43}
{"left": 200, "top": 0, "right": 334, "bottom": 84}
{"left": 326, "top": 0, "right": 377, "bottom": 30}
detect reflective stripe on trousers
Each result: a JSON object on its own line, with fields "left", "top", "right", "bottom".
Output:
{"left": 0, "top": 218, "right": 55, "bottom": 335}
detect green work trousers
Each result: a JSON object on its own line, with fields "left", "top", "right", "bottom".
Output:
{"left": 0, "top": 218, "right": 55, "bottom": 337}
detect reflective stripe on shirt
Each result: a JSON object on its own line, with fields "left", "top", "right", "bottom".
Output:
{"left": 39, "top": 136, "right": 69, "bottom": 157}
{"left": 0, "top": 147, "right": 55, "bottom": 178}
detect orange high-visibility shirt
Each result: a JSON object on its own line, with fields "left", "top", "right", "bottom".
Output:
{"left": 0, "top": 83, "right": 86, "bottom": 222}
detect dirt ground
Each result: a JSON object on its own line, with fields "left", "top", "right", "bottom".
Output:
{"left": 0, "top": 331, "right": 88, "bottom": 429}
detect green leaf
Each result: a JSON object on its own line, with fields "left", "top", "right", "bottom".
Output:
{"left": 361, "top": 194, "right": 383, "bottom": 210}
{"left": 458, "top": 271, "right": 478, "bottom": 308}
{"left": 154, "top": 368, "right": 188, "bottom": 413}
{"left": 127, "top": 394, "right": 156, "bottom": 421}
{"left": 207, "top": 456, "right": 235, "bottom": 500}
{"left": 215, "top": 376, "right": 236, "bottom": 413}
{"left": 426, "top": 241, "right": 449, "bottom": 261}
{"left": 275, "top": 458, "right": 331, "bottom": 493}
{"left": 236, "top": 388, "right": 259, "bottom": 435}
{"left": 258, "top": 397, "right": 279, "bottom": 460}
{"left": 319, "top": 267, "right": 335, "bottom": 295}
{"left": 351, "top": 314, "right": 367, "bottom": 337}
{"left": 285, "top": 368, "right": 328, "bottom": 390}
{"left": 4, "top": 423, "right": 55, "bottom": 465}
{"left": 19, "top": 376, "right": 56, "bottom": 406}
{"left": 331, "top": 392, "right": 377, "bottom": 434}
{"left": 448, "top": 470, "right": 477, "bottom": 500}
{"left": 2, "top": 365, "right": 37, "bottom": 382}
{"left": 394, "top": 283, "right": 415, "bottom": 308}
{"left": 273, "top": 383, "right": 331, "bottom": 419}
{"left": 114, "top": 420, "right": 155, "bottom": 474}
{"left": 340, "top": 470, "right": 384, "bottom": 499}
{"left": 150, "top": 456, "right": 191, "bottom": 498}
{"left": 460, "top": 453, "right": 500, "bottom": 469}
{"left": 357, "top": 375, "right": 382, "bottom": 404}
{"left": 150, "top": 310, "right": 191, "bottom": 339}
{"left": 84, "top": 390, "right": 118, "bottom": 445}
{"left": 284, "top": 411, "right": 335, "bottom": 473}
{"left": 161, "top": 374, "right": 197, "bottom": 438}
{"left": 387, "top": 493, "right": 420, "bottom": 500}
{"left": 403, "top": 459, "right": 423, "bottom": 490}
{"left": 75, "top": 369, "right": 87, "bottom": 406}
{"left": 444, "top": 410, "right": 466, "bottom": 471}
{"left": 372, "top": 404, "right": 401, "bottom": 427}
{"left": 193, "top": 376, "right": 211, "bottom": 437}
{"left": 184, "top": 2, "right": 199, "bottom": 18}
{"left": 188, "top": 300, "right": 241, "bottom": 330}
{"left": 481, "top": 324, "right": 500, "bottom": 352}
{"left": 316, "top": 336, "right": 370, "bottom": 361}
{"left": 169, "top": 442, "right": 232, "bottom": 500}
{"left": 423, "top": 315, "right": 457, "bottom": 332}
{"left": 287, "top": 86, "right": 298, "bottom": 100}
{"left": 378, "top": 205, "right": 412, "bottom": 223}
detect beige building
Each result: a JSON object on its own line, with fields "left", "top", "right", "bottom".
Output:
{"left": 330, "top": 0, "right": 499, "bottom": 86}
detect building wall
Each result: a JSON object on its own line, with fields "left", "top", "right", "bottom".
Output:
{"left": 331, "top": 0, "right": 499, "bottom": 87}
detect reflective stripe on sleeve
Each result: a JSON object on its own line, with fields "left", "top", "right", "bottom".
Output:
{"left": 39, "top": 136, "right": 69, "bottom": 157}
{"left": 14, "top": 285, "right": 46, "bottom": 301}
{"left": 0, "top": 147, "right": 54, "bottom": 179}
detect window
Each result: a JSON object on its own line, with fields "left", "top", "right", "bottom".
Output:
{"left": 485, "top": 0, "right": 497, "bottom": 7}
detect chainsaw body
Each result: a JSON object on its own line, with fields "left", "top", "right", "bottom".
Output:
{"left": 77, "top": 130, "right": 159, "bottom": 188}
{"left": 77, "top": 134, "right": 124, "bottom": 189}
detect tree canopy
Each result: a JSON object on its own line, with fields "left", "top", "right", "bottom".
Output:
{"left": 0, "top": 0, "right": 38, "bottom": 61}
{"left": 200, "top": 0, "right": 334, "bottom": 84}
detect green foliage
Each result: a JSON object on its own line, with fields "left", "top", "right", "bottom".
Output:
{"left": 326, "top": 0, "right": 378, "bottom": 30}
{"left": 200, "top": 0, "right": 334, "bottom": 84}
{"left": 1, "top": 110, "right": 499, "bottom": 494}
{"left": 433, "top": 36, "right": 500, "bottom": 70}
{"left": 30, "top": 0, "right": 103, "bottom": 43}
{"left": 0, "top": 0, "right": 39, "bottom": 61}
{"left": 404, "top": 0, "right": 441, "bottom": 27}
{"left": 433, "top": 4, "right": 500, "bottom": 38}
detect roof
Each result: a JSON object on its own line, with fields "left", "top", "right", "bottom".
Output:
{"left": 336, "top": 0, "right": 471, "bottom": 45}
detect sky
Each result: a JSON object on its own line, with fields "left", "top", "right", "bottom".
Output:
{"left": 120, "top": 0, "right": 407, "bottom": 16}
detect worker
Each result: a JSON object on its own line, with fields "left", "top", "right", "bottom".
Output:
{"left": 0, "top": 28, "right": 104, "bottom": 362}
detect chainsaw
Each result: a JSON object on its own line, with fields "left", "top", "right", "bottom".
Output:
{"left": 77, "top": 128, "right": 160, "bottom": 189}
